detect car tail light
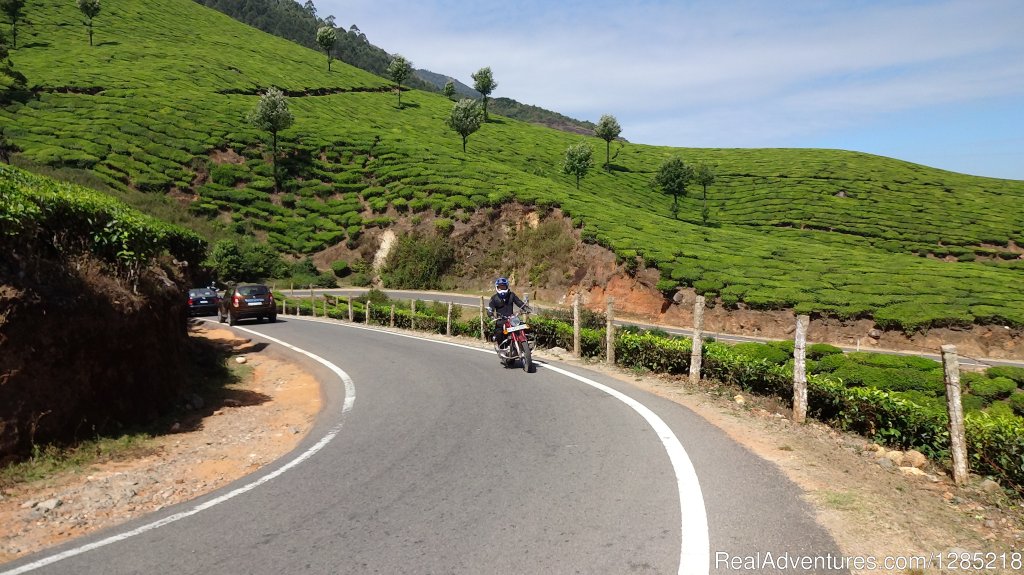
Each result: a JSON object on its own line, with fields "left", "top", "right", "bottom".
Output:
{"left": 188, "top": 298, "right": 194, "bottom": 305}
{"left": 268, "top": 293, "right": 274, "bottom": 302}
{"left": 233, "top": 294, "right": 241, "bottom": 307}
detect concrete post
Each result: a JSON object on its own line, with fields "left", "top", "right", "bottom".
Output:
{"left": 689, "top": 295, "right": 706, "bottom": 385}
{"left": 941, "top": 345, "right": 969, "bottom": 485}
{"left": 793, "top": 315, "right": 809, "bottom": 423}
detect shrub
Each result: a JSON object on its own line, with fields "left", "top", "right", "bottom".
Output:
{"left": 1009, "top": 392, "right": 1024, "bottom": 417}
{"left": 970, "top": 376, "right": 1018, "bottom": 401}
{"left": 807, "top": 343, "right": 843, "bottom": 360}
{"left": 380, "top": 232, "right": 455, "bottom": 290}
{"left": 330, "top": 260, "right": 350, "bottom": 278}
{"left": 434, "top": 218, "right": 454, "bottom": 236}
{"left": 731, "top": 342, "right": 790, "bottom": 366}
{"left": 985, "top": 401, "right": 1015, "bottom": 419}
{"left": 986, "top": 366, "right": 1024, "bottom": 386}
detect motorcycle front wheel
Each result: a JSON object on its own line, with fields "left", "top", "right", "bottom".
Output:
{"left": 518, "top": 337, "right": 532, "bottom": 372}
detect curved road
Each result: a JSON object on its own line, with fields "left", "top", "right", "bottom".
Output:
{"left": 4, "top": 317, "right": 846, "bottom": 575}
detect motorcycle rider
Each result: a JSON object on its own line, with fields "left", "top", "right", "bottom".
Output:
{"left": 487, "top": 277, "right": 532, "bottom": 349}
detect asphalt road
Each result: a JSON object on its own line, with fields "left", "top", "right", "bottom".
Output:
{"left": 4, "top": 317, "right": 847, "bottom": 575}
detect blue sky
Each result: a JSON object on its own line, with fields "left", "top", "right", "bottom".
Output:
{"left": 316, "top": 0, "right": 1024, "bottom": 180}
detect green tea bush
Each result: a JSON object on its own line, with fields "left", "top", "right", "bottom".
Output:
{"left": 331, "top": 260, "right": 350, "bottom": 277}
{"left": 1009, "top": 392, "right": 1024, "bottom": 417}
{"left": 970, "top": 377, "right": 1018, "bottom": 401}
{"left": 986, "top": 366, "right": 1024, "bottom": 386}
{"left": 730, "top": 342, "right": 790, "bottom": 365}
{"left": 807, "top": 343, "right": 843, "bottom": 360}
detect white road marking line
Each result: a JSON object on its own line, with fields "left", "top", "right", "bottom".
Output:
{"left": 1, "top": 325, "right": 356, "bottom": 575}
{"left": 288, "top": 316, "right": 710, "bottom": 575}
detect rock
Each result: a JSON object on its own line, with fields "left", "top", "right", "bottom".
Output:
{"left": 20, "top": 500, "right": 37, "bottom": 510}
{"left": 37, "top": 498, "right": 62, "bottom": 512}
{"left": 549, "top": 347, "right": 568, "bottom": 356}
{"left": 734, "top": 394, "right": 745, "bottom": 406}
{"left": 876, "top": 457, "right": 895, "bottom": 470}
{"left": 672, "top": 291, "right": 685, "bottom": 304}
{"left": 188, "top": 393, "right": 204, "bottom": 410}
{"left": 884, "top": 450, "right": 905, "bottom": 466}
{"left": 235, "top": 356, "right": 248, "bottom": 364}
{"left": 170, "top": 422, "right": 181, "bottom": 433}
{"left": 985, "top": 519, "right": 997, "bottom": 529}
{"left": 899, "top": 466, "right": 927, "bottom": 477}
{"left": 978, "top": 478, "right": 1002, "bottom": 494}
{"left": 868, "top": 329, "right": 882, "bottom": 339}
{"left": 903, "top": 449, "right": 927, "bottom": 469}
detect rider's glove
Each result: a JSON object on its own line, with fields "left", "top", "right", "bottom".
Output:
{"left": 521, "top": 306, "right": 533, "bottom": 314}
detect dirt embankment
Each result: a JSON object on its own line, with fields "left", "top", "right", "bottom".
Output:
{"left": 0, "top": 248, "right": 196, "bottom": 461}
{"left": 316, "top": 204, "right": 1023, "bottom": 361}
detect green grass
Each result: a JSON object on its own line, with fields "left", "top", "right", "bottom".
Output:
{"left": 0, "top": 434, "right": 155, "bottom": 489}
{"left": 2, "top": 0, "right": 1023, "bottom": 333}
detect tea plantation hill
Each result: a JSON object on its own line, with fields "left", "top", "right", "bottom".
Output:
{"left": 2, "top": 0, "right": 1023, "bottom": 337}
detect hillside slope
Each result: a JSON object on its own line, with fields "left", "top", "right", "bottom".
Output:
{"left": 1, "top": 0, "right": 1023, "bottom": 338}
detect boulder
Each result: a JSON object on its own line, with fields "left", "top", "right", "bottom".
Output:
{"left": 903, "top": 449, "right": 928, "bottom": 469}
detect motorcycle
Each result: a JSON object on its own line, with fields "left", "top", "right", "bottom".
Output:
{"left": 494, "top": 300, "right": 535, "bottom": 372}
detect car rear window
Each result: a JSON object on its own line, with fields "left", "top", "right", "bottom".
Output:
{"left": 190, "top": 289, "right": 216, "bottom": 297}
{"left": 237, "top": 285, "right": 269, "bottom": 296}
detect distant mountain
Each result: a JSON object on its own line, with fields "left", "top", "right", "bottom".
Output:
{"left": 489, "top": 98, "right": 597, "bottom": 137}
{"left": 191, "top": 0, "right": 596, "bottom": 136}
{"left": 413, "top": 68, "right": 478, "bottom": 99}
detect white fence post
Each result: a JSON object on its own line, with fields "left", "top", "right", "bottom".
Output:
{"left": 792, "top": 314, "right": 809, "bottom": 423}
{"left": 446, "top": 302, "right": 453, "bottom": 336}
{"left": 573, "top": 292, "right": 581, "bottom": 358}
{"left": 605, "top": 298, "right": 615, "bottom": 365}
{"left": 689, "top": 295, "right": 706, "bottom": 385}
{"left": 479, "top": 296, "right": 486, "bottom": 341}
{"left": 941, "top": 344, "right": 969, "bottom": 485}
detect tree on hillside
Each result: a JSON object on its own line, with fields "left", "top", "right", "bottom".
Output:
{"left": 77, "top": 0, "right": 101, "bottom": 46}
{"left": 594, "top": 114, "right": 621, "bottom": 172}
{"left": 442, "top": 80, "right": 455, "bottom": 100}
{"left": 302, "top": 0, "right": 316, "bottom": 17}
{"left": 652, "top": 157, "right": 693, "bottom": 218}
{"left": 206, "top": 238, "right": 285, "bottom": 283}
{"left": 471, "top": 66, "right": 497, "bottom": 121}
{"left": 562, "top": 142, "right": 594, "bottom": 190}
{"left": 0, "top": 0, "right": 25, "bottom": 48}
{"left": 693, "top": 162, "right": 716, "bottom": 226}
{"left": 446, "top": 98, "right": 483, "bottom": 153}
{"left": 247, "top": 87, "right": 294, "bottom": 191}
{"left": 315, "top": 25, "right": 337, "bottom": 71}
{"left": 387, "top": 54, "right": 412, "bottom": 108}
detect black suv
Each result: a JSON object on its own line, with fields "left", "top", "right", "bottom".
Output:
{"left": 219, "top": 284, "right": 277, "bottom": 325}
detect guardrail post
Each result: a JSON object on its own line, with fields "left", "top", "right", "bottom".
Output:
{"left": 689, "top": 295, "right": 706, "bottom": 385}
{"left": 348, "top": 297, "right": 353, "bottom": 322}
{"left": 310, "top": 287, "right": 315, "bottom": 317}
{"left": 605, "top": 298, "right": 615, "bottom": 365}
{"left": 365, "top": 302, "right": 370, "bottom": 325}
{"left": 793, "top": 314, "right": 809, "bottom": 423}
{"left": 446, "top": 301, "right": 453, "bottom": 336}
{"left": 411, "top": 299, "right": 416, "bottom": 330}
{"left": 941, "top": 345, "right": 969, "bottom": 485}
{"left": 573, "top": 292, "right": 581, "bottom": 358}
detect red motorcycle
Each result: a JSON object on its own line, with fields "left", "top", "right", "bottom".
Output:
{"left": 495, "top": 309, "right": 535, "bottom": 372}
